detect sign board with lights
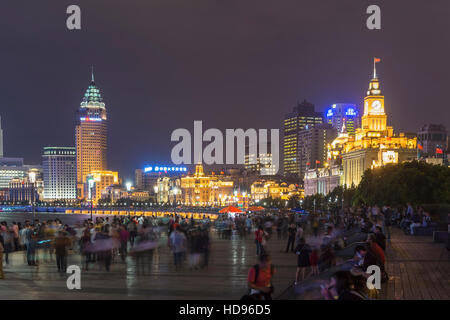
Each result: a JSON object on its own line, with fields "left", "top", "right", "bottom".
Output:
{"left": 345, "top": 107, "right": 357, "bottom": 116}
{"left": 381, "top": 150, "right": 398, "bottom": 164}
{"left": 144, "top": 166, "right": 187, "bottom": 173}
{"left": 80, "top": 117, "right": 102, "bottom": 122}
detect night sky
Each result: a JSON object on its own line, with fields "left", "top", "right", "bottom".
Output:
{"left": 0, "top": 0, "right": 449, "bottom": 182}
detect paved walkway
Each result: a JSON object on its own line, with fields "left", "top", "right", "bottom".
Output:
{"left": 381, "top": 228, "right": 450, "bottom": 300}
{"left": 285, "top": 227, "right": 450, "bottom": 300}
{"left": 1, "top": 226, "right": 448, "bottom": 299}
{"left": 0, "top": 231, "right": 300, "bottom": 300}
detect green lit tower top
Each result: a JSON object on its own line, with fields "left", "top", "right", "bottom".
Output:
{"left": 75, "top": 68, "right": 108, "bottom": 198}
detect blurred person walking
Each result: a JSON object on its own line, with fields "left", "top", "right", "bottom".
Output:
{"left": 295, "top": 238, "right": 311, "bottom": 284}
{"left": 254, "top": 227, "right": 264, "bottom": 256}
{"left": 0, "top": 240, "right": 4, "bottom": 279}
{"left": 0, "top": 223, "right": 12, "bottom": 265}
{"left": 119, "top": 225, "right": 130, "bottom": 262}
{"left": 285, "top": 223, "right": 296, "bottom": 253}
{"left": 169, "top": 226, "right": 187, "bottom": 269}
{"left": 53, "top": 231, "right": 71, "bottom": 273}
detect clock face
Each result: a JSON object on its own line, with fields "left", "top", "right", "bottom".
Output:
{"left": 371, "top": 100, "right": 381, "bottom": 111}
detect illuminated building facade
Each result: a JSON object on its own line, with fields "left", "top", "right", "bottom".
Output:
{"left": 76, "top": 72, "right": 107, "bottom": 198}
{"left": 245, "top": 141, "right": 276, "bottom": 176}
{"left": 7, "top": 168, "right": 43, "bottom": 203}
{"left": 325, "top": 103, "right": 361, "bottom": 136}
{"left": 0, "top": 158, "right": 27, "bottom": 189}
{"left": 42, "top": 147, "right": 77, "bottom": 201}
{"left": 0, "top": 158, "right": 42, "bottom": 191}
{"left": 101, "top": 184, "right": 129, "bottom": 202}
{"left": 340, "top": 60, "right": 417, "bottom": 187}
{"left": 304, "top": 165, "right": 342, "bottom": 197}
{"left": 130, "top": 190, "right": 151, "bottom": 201}
{"left": 7, "top": 179, "right": 41, "bottom": 203}
{"left": 283, "top": 100, "right": 323, "bottom": 176}
{"left": 84, "top": 170, "right": 119, "bottom": 205}
{"left": 180, "top": 164, "right": 234, "bottom": 206}
{"left": 155, "top": 177, "right": 181, "bottom": 204}
{"left": 135, "top": 165, "right": 187, "bottom": 192}
{"left": 250, "top": 179, "right": 300, "bottom": 202}
{"left": 298, "top": 123, "right": 336, "bottom": 183}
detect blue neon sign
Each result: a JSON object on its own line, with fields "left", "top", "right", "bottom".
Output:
{"left": 345, "top": 107, "right": 357, "bottom": 116}
{"left": 144, "top": 166, "right": 187, "bottom": 173}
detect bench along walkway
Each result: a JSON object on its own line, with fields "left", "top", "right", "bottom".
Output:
{"left": 380, "top": 227, "right": 450, "bottom": 300}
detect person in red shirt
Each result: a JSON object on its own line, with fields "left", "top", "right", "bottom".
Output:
{"left": 247, "top": 254, "right": 275, "bottom": 300}
{"left": 119, "top": 225, "right": 130, "bottom": 262}
{"left": 367, "top": 234, "right": 385, "bottom": 265}
{"left": 254, "top": 227, "right": 264, "bottom": 255}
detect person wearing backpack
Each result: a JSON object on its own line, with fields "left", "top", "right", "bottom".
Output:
{"left": 246, "top": 254, "right": 275, "bottom": 300}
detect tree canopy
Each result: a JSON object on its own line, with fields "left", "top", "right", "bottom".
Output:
{"left": 353, "top": 161, "right": 450, "bottom": 206}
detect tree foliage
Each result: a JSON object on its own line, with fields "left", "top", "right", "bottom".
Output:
{"left": 353, "top": 161, "right": 450, "bottom": 206}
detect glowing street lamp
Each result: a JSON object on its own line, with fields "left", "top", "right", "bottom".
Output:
{"left": 126, "top": 182, "right": 132, "bottom": 191}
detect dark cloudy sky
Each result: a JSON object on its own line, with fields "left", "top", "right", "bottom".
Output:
{"left": 0, "top": 0, "right": 449, "bottom": 182}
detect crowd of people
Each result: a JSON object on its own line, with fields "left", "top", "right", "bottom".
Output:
{"left": 0, "top": 203, "right": 438, "bottom": 301}
{"left": 242, "top": 204, "right": 426, "bottom": 300}
{"left": 0, "top": 214, "right": 217, "bottom": 280}
{"left": 0, "top": 216, "right": 165, "bottom": 277}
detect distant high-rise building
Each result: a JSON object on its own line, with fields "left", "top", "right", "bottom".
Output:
{"left": 42, "top": 147, "right": 77, "bottom": 201}
{"left": 417, "top": 124, "right": 447, "bottom": 157}
{"left": 325, "top": 103, "right": 361, "bottom": 136}
{"left": 245, "top": 141, "right": 277, "bottom": 176}
{"left": 75, "top": 70, "right": 107, "bottom": 198}
{"left": 0, "top": 157, "right": 41, "bottom": 189}
{"left": 283, "top": 100, "right": 323, "bottom": 177}
{"left": 297, "top": 123, "right": 337, "bottom": 182}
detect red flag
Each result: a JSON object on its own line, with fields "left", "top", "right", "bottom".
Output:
{"left": 417, "top": 143, "right": 423, "bottom": 151}
{"left": 436, "top": 148, "right": 443, "bottom": 154}
{"left": 374, "top": 57, "right": 381, "bottom": 63}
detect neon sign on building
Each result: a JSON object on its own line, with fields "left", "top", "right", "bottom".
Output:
{"left": 144, "top": 166, "right": 187, "bottom": 173}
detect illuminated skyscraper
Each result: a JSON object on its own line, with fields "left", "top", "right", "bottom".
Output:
{"left": 42, "top": 147, "right": 76, "bottom": 201}
{"left": 75, "top": 70, "right": 107, "bottom": 198}
{"left": 325, "top": 103, "right": 360, "bottom": 136}
{"left": 283, "top": 100, "right": 323, "bottom": 177}
{"left": 298, "top": 123, "right": 336, "bottom": 181}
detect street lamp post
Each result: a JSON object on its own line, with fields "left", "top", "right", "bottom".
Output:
{"left": 32, "top": 201, "right": 35, "bottom": 222}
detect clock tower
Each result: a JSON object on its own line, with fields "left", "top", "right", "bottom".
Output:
{"left": 361, "top": 58, "right": 387, "bottom": 132}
